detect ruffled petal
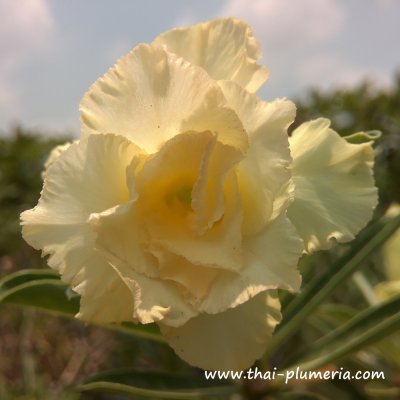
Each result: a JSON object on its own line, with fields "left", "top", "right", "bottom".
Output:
{"left": 219, "top": 81, "right": 295, "bottom": 235}
{"left": 104, "top": 257, "right": 198, "bottom": 327}
{"left": 90, "top": 132, "right": 244, "bottom": 307}
{"left": 75, "top": 256, "right": 134, "bottom": 323}
{"left": 136, "top": 131, "right": 244, "bottom": 272}
{"left": 153, "top": 171, "right": 243, "bottom": 276}
{"left": 159, "top": 291, "right": 281, "bottom": 371}
{"left": 153, "top": 18, "right": 268, "bottom": 92}
{"left": 80, "top": 44, "right": 247, "bottom": 153}
{"left": 288, "top": 119, "right": 378, "bottom": 252}
{"left": 42, "top": 141, "right": 75, "bottom": 176}
{"left": 90, "top": 201, "right": 219, "bottom": 306}
{"left": 199, "top": 214, "right": 303, "bottom": 314}
{"left": 21, "top": 134, "right": 141, "bottom": 322}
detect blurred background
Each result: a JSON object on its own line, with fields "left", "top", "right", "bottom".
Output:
{"left": 1, "top": 0, "right": 400, "bottom": 399}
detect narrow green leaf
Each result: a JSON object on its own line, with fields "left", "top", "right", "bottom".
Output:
{"left": 0, "top": 278, "right": 80, "bottom": 315}
{"left": 269, "top": 214, "right": 400, "bottom": 350}
{"left": 0, "top": 270, "right": 164, "bottom": 342}
{"left": 286, "top": 295, "right": 400, "bottom": 367}
{"left": 311, "top": 294, "right": 400, "bottom": 356}
{"left": 286, "top": 311, "right": 400, "bottom": 372}
{"left": 0, "top": 268, "right": 59, "bottom": 292}
{"left": 79, "top": 369, "right": 237, "bottom": 399}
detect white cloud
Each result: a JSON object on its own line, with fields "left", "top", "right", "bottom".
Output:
{"left": 217, "top": 0, "right": 348, "bottom": 99}
{"left": 0, "top": 0, "right": 54, "bottom": 120}
{"left": 219, "top": 0, "right": 345, "bottom": 50}
{"left": 218, "top": 0, "right": 398, "bottom": 100}
{"left": 297, "top": 53, "right": 393, "bottom": 93}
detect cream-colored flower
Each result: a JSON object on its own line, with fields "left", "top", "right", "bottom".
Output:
{"left": 288, "top": 119, "right": 378, "bottom": 253}
{"left": 20, "top": 18, "right": 377, "bottom": 371}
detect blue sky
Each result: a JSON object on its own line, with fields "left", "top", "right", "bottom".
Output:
{"left": 1, "top": 0, "right": 399, "bottom": 136}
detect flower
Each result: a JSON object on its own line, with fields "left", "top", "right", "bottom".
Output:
{"left": 21, "top": 18, "right": 377, "bottom": 371}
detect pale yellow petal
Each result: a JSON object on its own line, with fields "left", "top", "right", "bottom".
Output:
{"left": 288, "top": 119, "right": 378, "bottom": 252}
{"left": 105, "top": 258, "right": 198, "bottom": 327}
{"left": 190, "top": 133, "right": 244, "bottom": 233}
{"left": 90, "top": 201, "right": 218, "bottom": 305}
{"left": 219, "top": 81, "right": 295, "bottom": 235}
{"left": 153, "top": 18, "right": 268, "bottom": 92}
{"left": 80, "top": 44, "right": 247, "bottom": 153}
{"left": 21, "top": 134, "right": 141, "bottom": 323}
{"left": 75, "top": 256, "right": 134, "bottom": 323}
{"left": 159, "top": 291, "right": 281, "bottom": 371}
{"left": 42, "top": 141, "right": 75, "bottom": 178}
{"left": 136, "top": 131, "right": 243, "bottom": 272}
{"left": 90, "top": 133, "right": 243, "bottom": 306}
{"left": 153, "top": 171, "right": 243, "bottom": 275}
{"left": 198, "top": 214, "right": 303, "bottom": 314}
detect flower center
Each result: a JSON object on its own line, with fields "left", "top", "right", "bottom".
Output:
{"left": 165, "top": 182, "right": 193, "bottom": 216}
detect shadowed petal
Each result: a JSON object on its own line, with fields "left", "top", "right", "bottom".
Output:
{"left": 198, "top": 214, "right": 303, "bottom": 314}
{"left": 159, "top": 291, "right": 281, "bottom": 371}
{"left": 219, "top": 81, "right": 295, "bottom": 235}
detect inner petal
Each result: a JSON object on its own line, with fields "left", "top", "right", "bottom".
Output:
{"left": 135, "top": 130, "right": 244, "bottom": 271}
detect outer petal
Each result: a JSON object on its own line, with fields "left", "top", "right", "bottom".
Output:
{"left": 159, "top": 291, "right": 281, "bottom": 371}
{"left": 99, "top": 254, "right": 198, "bottom": 327}
{"left": 219, "top": 81, "right": 296, "bottom": 235}
{"left": 198, "top": 214, "right": 303, "bottom": 314}
{"left": 153, "top": 18, "right": 268, "bottom": 93}
{"left": 288, "top": 119, "right": 378, "bottom": 252}
{"left": 21, "top": 134, "right": 141, "bottom": 322}
{"left": 80, "top": 44, "right": 247, "bottom": 153}
{"left": 42, "top": 141, "right": 74, "bottom": 176}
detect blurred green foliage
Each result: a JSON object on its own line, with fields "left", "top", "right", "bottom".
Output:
{"left": 0, "top": 127, "right": 71, "bottom": 272}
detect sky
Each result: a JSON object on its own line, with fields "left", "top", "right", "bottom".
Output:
{"left": 0, "top": 0, "right": 399, "bottom": 136}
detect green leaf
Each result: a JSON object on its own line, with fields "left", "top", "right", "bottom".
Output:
{"left": 0, "top": 269, "right": 164, "bottom": 342}
{"left": 0, "top": 278, "right": 80, "bottom": 315}
{"left": 344, "top": 130, "right": 382, "bottom": 144}
{"left": 269, "top": 214, "right": 400, "bottom": 351}
{"left": 284, "top": 295, "right": 400, "bottom": 371}
{"left": 306, "top": 304, "right": 356, "bottom": 342}
{"left": 0, "top": 268, "right": 59, "bottom": 292}
{"left": 78, "top": 369, "right": 237, "bottom": 399}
